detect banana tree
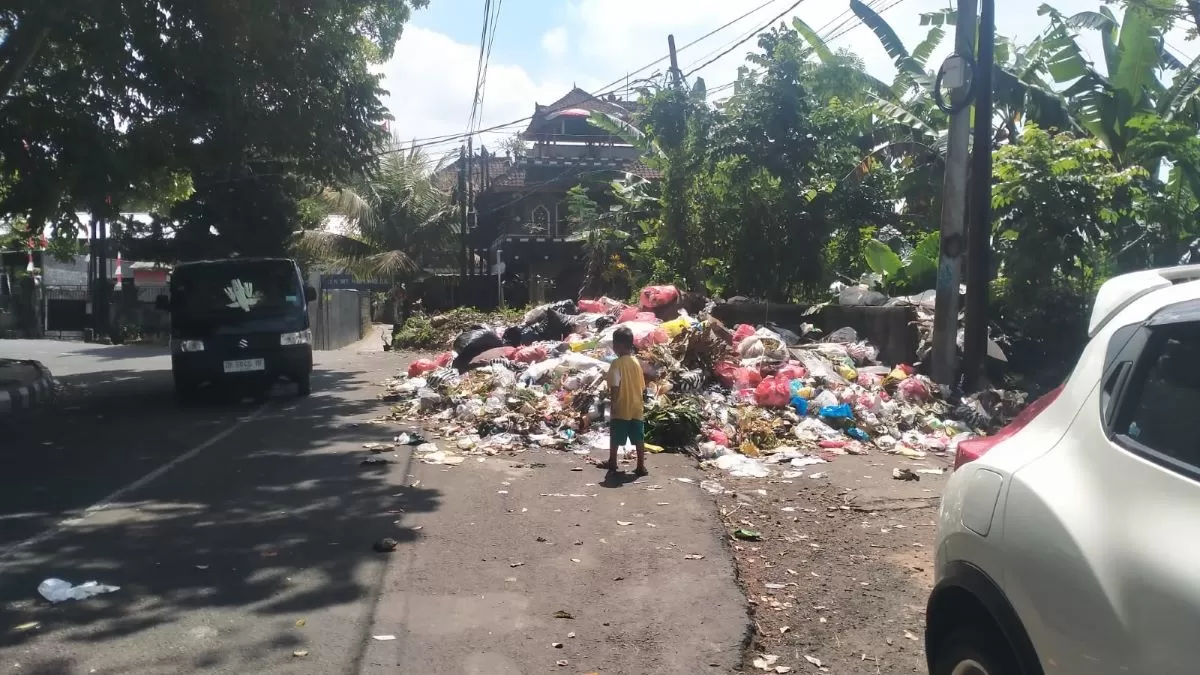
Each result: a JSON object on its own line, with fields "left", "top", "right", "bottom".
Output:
{"left": 1036, "top": 1, "right": 1182, "bottom": 164}
{"left": 291, "top": 144, "right": 455, "bottom": 280}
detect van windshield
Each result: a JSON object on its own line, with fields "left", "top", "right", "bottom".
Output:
{"left": 170, "top": 260, "right": 303, "bottom": 319}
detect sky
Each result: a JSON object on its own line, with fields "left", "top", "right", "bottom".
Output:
{"left": 377, "top": 0, "right": 1200, "bottom": 157}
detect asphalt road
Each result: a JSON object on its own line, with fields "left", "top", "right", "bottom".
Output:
{"left": 0, "top": 340, "right": 747, "bottom": 674}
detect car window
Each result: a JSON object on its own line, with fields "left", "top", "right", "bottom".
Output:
{"left": 1123, "top": 327, "right": 1200, "bottom": 463}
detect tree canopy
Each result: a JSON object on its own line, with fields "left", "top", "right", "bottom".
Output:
{"left": 0, "top": 0, "right": 425, "bottom": 258}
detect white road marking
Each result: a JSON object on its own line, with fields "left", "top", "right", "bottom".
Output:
{"left": 0, "top": 403, "right": 268, "bottom": 565}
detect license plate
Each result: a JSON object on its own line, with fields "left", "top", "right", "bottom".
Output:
{"left": 223, "top": 358, "right": 265, "bottom": 373}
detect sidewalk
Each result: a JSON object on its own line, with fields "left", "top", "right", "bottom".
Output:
{"left": 0, "top": 358, "right": 54, "bottom": 414}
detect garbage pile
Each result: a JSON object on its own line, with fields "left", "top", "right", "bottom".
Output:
{"left": 380, "top": 285, "right": 1027, "bottom": 478}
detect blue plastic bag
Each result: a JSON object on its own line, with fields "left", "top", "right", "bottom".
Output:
{"left": 819, "top": 403, "right": 854, "bottom": 420}
{"left": 790, "top": 396, "right": 809, "bottom": 416}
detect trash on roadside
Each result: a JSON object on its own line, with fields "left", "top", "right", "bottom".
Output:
{"left": 733, "top": 529, "right": 762, "bottom": 541}
{"left": 37, "top": 578, "right": 120, "bottom": 603}
{"left": 553, "top": 610, "right": 575, "bottom": 619}
{"left": 372, "top": 634, "right": 396, "bottom": 641}
{"left": 293, "top": 650, "right": 309, "bottom": 658}
{"left": 372, "top": 538, "right": 399, "bottom": 553}
{"left": 752, "top": 654, "right": 779, "bottom": 670}
{"left": 892, "top": 467, "right": 920, "bottom": 481}
{"left": 378, "top": 290, "right": 1027, "bottom": 484}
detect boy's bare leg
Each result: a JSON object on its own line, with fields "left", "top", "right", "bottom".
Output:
{"left": 634, "top": 442, "right": 647, "bottom": 475}
{"left": 604, "top": 439, "right": 620, "bottom": 472}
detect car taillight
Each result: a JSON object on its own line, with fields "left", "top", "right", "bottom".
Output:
{"left": 954, "top": 384, "right": 1065, "bottom": 469}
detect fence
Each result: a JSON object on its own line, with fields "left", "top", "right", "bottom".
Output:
{"left": 311, "top": 289, "right": 370, "bottom": 351}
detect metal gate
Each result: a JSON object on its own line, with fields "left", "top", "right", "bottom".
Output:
{"left": 44, "top": 285, "right": 89, "bottom": 337}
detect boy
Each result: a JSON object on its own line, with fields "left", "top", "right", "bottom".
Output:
{"left": 604, "top": 326, "right": 648, "bottom": 476}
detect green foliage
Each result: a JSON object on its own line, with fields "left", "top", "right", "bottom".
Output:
{"left": 392, "top": 314, "right": 440, "bottom": 350}
{"left": 0, "top": 0, "right": 424, "bottom": 257}
{"left": 292, "top": 145, "right": 454, "bottom": 278}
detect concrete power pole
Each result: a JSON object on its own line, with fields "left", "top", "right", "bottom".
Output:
{"left": 667, "top": 34, "right": 682, "bottom": 87}
{"left": 930, "top": 0, "right": 977, "bottom": 386}
{"left": 458, "top": 146, "right": 468, "bottom": 283}
{"left": 963, "top": 0, "right": 997, "bottom": 392}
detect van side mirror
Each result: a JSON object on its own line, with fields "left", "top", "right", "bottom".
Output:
{"left": 304, "top": 286, "right": 318, "bottom": 303}
{"left": 155, "top": 294, "right": 170, "bottom": 312}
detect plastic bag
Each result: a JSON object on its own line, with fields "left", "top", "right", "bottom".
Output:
{"left": 407, "top": 359, "right": 438, "bottom": 377}
{"left": 452, "top": 328, "right": 504, "bottom": 371}
{"left": 38, "top": 578, "right": 120, "bottom": 603}
{"left": 714, "top": 361, "right": 762, "bottom": 389}
{"left": 754, "top": 377, "right": 791, "bottom": 407}
{"left": 513, "top": 345, "right": 549, "bottom": 363}
{"left": 731, "top": 324, "right": 755, "bottom": 346}
{"left": 638, "top": 285, "right": 680, "bottom": 309}
{"left": 433, "top": 351, "right": 454, "bottom": 367}
{"left": 577, "top": 299, "right": 606, "bottom": 313}
{"left": 776, "top": 362, "right": 807, "bottom": 381}
{"left": 898, "top": 375, "right": 933, "bottom": 401}
{"left": 661, "top": 316, "right": 691, "bottom": 338}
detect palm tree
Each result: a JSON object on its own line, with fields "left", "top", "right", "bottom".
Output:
{"left": 293, "top": 143, "right": 456, "bottom": 280}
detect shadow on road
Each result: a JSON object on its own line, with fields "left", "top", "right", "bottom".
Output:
{"left": 0, "top": 356, "right": 439, "bottom": 673}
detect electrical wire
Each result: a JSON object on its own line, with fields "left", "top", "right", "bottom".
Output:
{"left": 683, "top": 0, "right": 807, "bottom": 78}
{"left": 378, "top": 3, "right": 796, "bottom": 156}
{"left": 823, "top": 0, "right": 911, "bottom": 44}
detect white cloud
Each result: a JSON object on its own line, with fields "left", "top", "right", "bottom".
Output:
{"left": 541, "top": 26, "right": 570, "bottom": 58}
{"left": 378, "top": 0, "right": 1200, "bottom": 152}
{"left": 376, "top": 26, "right": 568, "bottom": 153}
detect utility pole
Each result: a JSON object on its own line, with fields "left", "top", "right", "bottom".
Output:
{"left": 930, "top": 0, "right": 977, "bottom": 386}
{"left": 963, "top": 0, "right": 996, "bottom": 392}
{"left": 466, "top": 135, "right": 474, "bottom": 278}
{"left": 458, "top": 146, "right": 468, "bottom": 283}
{"left": 667, "top": 34, "right": 682, "bottom": 87}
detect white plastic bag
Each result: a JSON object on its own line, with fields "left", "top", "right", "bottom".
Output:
{"left": 38, "top": 578, "right": 120, "bottom": 603}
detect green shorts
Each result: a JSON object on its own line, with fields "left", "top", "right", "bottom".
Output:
{"left": 610, "top": 418, "right": 645, "bottom": 445}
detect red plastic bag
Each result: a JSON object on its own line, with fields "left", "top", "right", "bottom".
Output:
{"left": 636, "top": 328, "right": 669, "bottom": 348}
{"left": 776, "top": 362, "right": 807, "bottom": 382}
{"left": 638, "top": 285, "right": 680, "bottom": 310}
{"left": 714, "top": 361, "right": 763, "bottom": 389}
{"left": 617, "top": 307, "right": 640, "bottom": 323}
{"left": 732, "top": 324, "right": 755, "bottom": 346}
{"left": 708, "top": 429, "right": 730, "bottom": 446}
{"left": 513, "top": 345, "right": 549, "bottom": 363}
{"left": 636, "top": 312, "right": 659, "bottom": 323}
{"left": 433, "top": 351, "right": 453, "bottom": 367}
{"left": 754, "top": 377, "right": 791, "bottom": 407}
{"left": 408, "top": 359, "right": 438, "bottom": 377}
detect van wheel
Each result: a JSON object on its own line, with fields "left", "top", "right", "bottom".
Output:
{"left": 295, "top": 372, "right": 311, "bottom": 396}
{"left": 931, "top": 627, "right": 1020, "bottom": 675}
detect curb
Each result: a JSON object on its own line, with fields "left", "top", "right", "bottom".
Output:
{"left": 0, "top": 360, "right": 55, "bottom": 415}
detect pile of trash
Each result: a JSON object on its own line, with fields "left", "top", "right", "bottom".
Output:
{"left": 380, "top": 285, "right": 1027, "bottom": 478}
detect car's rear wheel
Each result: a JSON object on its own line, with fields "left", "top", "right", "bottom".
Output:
{"left": 295, "top": 371, "right": 311, "bottom": 396}
{"left": 931, "top": 627, "right": 1020, "bottom": 675}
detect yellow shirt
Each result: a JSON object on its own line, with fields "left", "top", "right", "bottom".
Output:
{"left": 607, "top": 354, "right": 645, "bottom": 421}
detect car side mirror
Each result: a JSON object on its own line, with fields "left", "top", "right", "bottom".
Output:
{"left": 155, "top": 294, "right": 170, "bottom": 312}
{"left": 304, "top": 286, "right": 318, "bottom": 303}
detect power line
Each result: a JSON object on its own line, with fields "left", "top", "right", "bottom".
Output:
{"left": 391, "top": 0, "right": 791, "bottom": 155}
{"left": 824, "top": 0, "right": 910, "bottom": 44}
{"left": 683, "top": 0, "right": 807, "bottom": 78}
